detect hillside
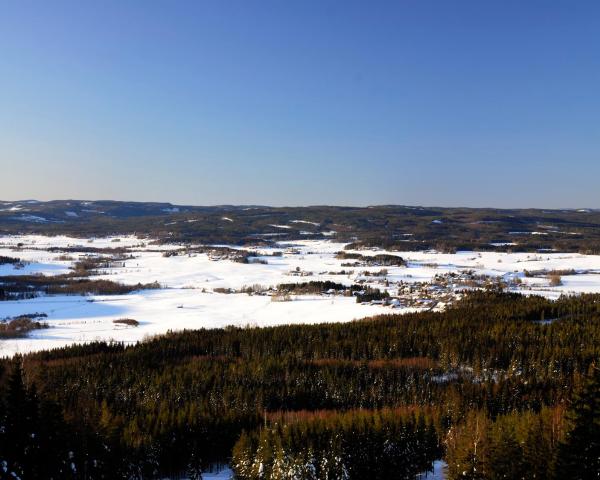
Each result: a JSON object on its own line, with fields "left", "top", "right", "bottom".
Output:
{"left": 2, "top": 201, "right": 600, "bottom": 253}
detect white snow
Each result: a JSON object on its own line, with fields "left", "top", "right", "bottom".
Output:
{"left": 290, "top": 219, "right": 320, "bottom": 226}
{"left": 3, "top": 235, "right": 600, "bottom": 356}
{"left": 0, "top": 206, "right": 25, "bottom": 212}
{"left": 416, "top": 460, "right": 447, "bottom": 479}
{"left": 65, "top": 211, "right": 79, "bottom": 217}
{"left": 202, "top": 468, "right": 233, "bottom": 479}
{"left": 12, "top": 215, "right": 49, "bottom": 223}
{"left": 0, "top": 291, "right": 388, "bottom": 356}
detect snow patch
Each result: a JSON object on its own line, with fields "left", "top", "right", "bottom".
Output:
{"left": 290, "top": 219, "right": 320, "bottom": 226}
{"left": 12, "top": 215, "right": 49, "bottom": 223}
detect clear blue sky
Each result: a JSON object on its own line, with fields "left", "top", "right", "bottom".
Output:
{"left": 1, "top": 1, "right": 599, "bottom": 207}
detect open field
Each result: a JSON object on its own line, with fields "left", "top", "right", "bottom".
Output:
{"left": 3, "top": 234, "right": 600, "bottom": 356}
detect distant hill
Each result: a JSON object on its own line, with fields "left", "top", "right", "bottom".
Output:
{"left": 1, "top": 200, "right": 600, "bottom": 253}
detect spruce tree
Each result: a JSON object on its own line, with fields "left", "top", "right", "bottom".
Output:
{"left": 555, "top": 365, "right": 600, "bottom": 479}
{"left": 3, "top": 358, "right": 29, "bottom": 478}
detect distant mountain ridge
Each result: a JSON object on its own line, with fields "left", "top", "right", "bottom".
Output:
{"left": 1, "top": 200, "right": 600, "bottom": 253}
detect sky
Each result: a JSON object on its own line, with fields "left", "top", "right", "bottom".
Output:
{"left": 1, "top": 1, "right": 599, "bottom": 208}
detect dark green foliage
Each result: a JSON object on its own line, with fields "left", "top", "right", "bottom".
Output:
{"left": 354, "top": 286, "right": 390, "bottom": 303}
{"left": 555, "top": 365, "right": 600, "bottom": 479}
{"left": 3, "top": 201, "right": 600, "bottom": 253}
{"left": 0, "top": 292, "right": 598, "bottom": 477}
{"left": 277, "top": 281, "right": 349, "bottom": 294}
{"left": 0, "top": 274, "right": 160, "bottom": 300}
{"left": 0, "top": 359, "right": 83, "bottom": 479}
{"left": 276, "top": 281, "right": 389, "bottom": 304}
{"left": 232, "top": 409, "right": 441, "bottom": 480}
{"left": 336, "top": 252, "right": 405, "bottom": 266}
{"left": 0, "top": 256, "right": 20, "bottom": 265}
{"left": 445, "top": 408, "right": 565, "bottom": 480}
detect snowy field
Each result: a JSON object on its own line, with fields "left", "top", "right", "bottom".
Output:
{"left": 2, "top": 235, "right": 600, "bottom": 356}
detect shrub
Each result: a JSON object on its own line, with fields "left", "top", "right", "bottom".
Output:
{"left": 214, "top": 287, "right": 234, "bottom": 294}
{"left": 549, "top": 274, "right": 563, "bottom": 287}
{"left": 355, "top": 287, "right": 390, "bottom": 303}
{"left": 113, "top": 318, "right": 139, "bottom": 327}
{"left": 240, "top": 284, "right": 267, "bottom": 295}
{"left": 271, "top": 293, "right": 292, "bottom": 302}
{"left": 0, "top": 256, "right": 21, "bottom": 265}
{"left": 248, "top": 257, "right": 268, "bottom": 265}
{"left": 0, "top": 317, "right": 49, "bottom": 338}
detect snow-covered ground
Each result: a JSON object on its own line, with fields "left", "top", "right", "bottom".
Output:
{"left": 2, "top": 235, "right": 600, "bottom": 356}
{"left": 199, "top": 467, "right": 233, "bottom": 479}
{"left": 0, "top": 291, "right": 388, "bottom": 356}
{"left": 416, "top": 460, "right": 448, "bottom": 479}
{"left": 163, "top": 466, "right": 233, "bottom": 480}
{"left": 179, "top": 460, "right": 446, "bottom": 479}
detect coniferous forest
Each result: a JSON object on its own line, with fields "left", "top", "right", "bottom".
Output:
{"left": 3, "top": 202, "right": 600, "bottom": 255}
{"left": 3, "top": 0, "right": 600, "bottom": 477}
{"left": 1, "top": 291, "right": 600, "bottom": 479}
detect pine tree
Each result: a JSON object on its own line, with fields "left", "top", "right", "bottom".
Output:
{"left": 251, "top": 429, "right": 274, "bottom": 479}
{"left": 296, "top": 447, "right": 317, "bottom": 480}
{"left": 3, "top": 358, "right": 29, "bottom": 478}
{"left": 232, "top": 431, "right": 254, "bottom": 479}
{"left": 555, "top": 365, "right": 600, "bottom": 479}
{"left": 522, "top": 414, "right": 554, "bottom": 479}
{"left": 186, "top": 448, "right": 203, "bottom": 480}
{"left": 269, "top": 442, "right": 290, "bottom": 480}
{"left": 320, "top": 435, "right": 348, "bottom": 480}
{"left": 487, "top": 420, "right": 525, "bottom": 480}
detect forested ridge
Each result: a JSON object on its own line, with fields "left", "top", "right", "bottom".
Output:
{"left": 1, "top": 291, "right": 599, "bottom": 478}
{"left": 3, "top": 201, "right": 600, "bottom": 253}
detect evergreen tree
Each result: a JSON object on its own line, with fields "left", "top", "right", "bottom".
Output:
{"left": 487, "top": 421, "right": 525, "bottom": 480}
{"left": 555, "top": 365, "right": 600, "bottom": 479}
{"left": 186, "top": 449, "right": 203, "bottom": 480}
{"left": 3, "top": 358, "right": 29, "bottom": 478}
{"left": 232, "top": 431, "right": 254, "bottom": 479}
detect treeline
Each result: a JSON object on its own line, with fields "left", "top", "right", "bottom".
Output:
{"left": 277, "top": 280, "right": 350, "bottom": 294}
{"left": 0, "top": 255, "right": 21, "bottom": 265}
{"left": 0, "top": 315, "right": 48, "bottom": 339}
{"left": 0, "top": 292, "right": 599, "bottom": 477}
{"left": 0, "top": 274, "right": 160, "bottom": 299}
{"left": 0, "top": 253, "right": 161, "bottom": 300}
{"left": 232, "top": 409, "right": 441, "bottom": 479}
{"left": 4, "top": 202, "right": 600, "bottom": 253}
{"left": 275, "top": 281, "right": 389, "bottom": 303}
{"left": 335, "top": 252, "right": 406, "bottom": 267}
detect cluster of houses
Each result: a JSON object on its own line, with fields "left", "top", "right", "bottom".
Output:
{"left": 352, "top": 270, "right": 511, "bottom": 311}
